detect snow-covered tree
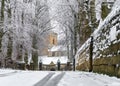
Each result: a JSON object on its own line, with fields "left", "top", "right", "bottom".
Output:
{"left": 0, "top": 0, "right": 52, "bottom": 69}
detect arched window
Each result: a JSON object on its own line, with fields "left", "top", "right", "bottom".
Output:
{"left": 53, "top": 39, "right": 55, "bottom": 45}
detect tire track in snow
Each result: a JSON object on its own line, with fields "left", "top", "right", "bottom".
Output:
{"left": 44, "top": 72, "right": 65, "bottom": 86}
{"left": 34, "top": 72, "right": 55, "bottom": 86}
{"left": 0, "top": 71, "right": 20, "bottom": 77}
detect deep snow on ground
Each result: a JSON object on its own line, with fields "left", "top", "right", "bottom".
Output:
{"left": 58, "top": 72, "right": 120, "bottom": 86}
{"left": 0, "top": 69, "right": 48, "bottom": 86}
{"left": 0, "top": 69, "right": 120, "bottom": 86}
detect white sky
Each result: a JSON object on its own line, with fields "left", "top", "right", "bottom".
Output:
{"left": 48, "top": 0, "right": 78, "bottom": 41}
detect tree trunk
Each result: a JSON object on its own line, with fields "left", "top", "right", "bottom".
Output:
{"left": 32, "top": 50, "right": 38, "bottom": 70}
{"left": 89, "top": 36, "right": 93, "bottom": 72}
{"left": 0, "top": 0, "right": 5, "bottom": 49}
{"left": 1, "top": 0, "right": 4, "bottom": 21}
{"left": 0, "top": 0, "right": 5, "bottom": 67}
{"left": 32, "top": 34, "right": 38, "bottom": 70}
{"left": 7, "top": 37, "right": 12, "bottom": 58}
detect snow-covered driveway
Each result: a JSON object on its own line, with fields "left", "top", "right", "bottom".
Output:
{"left": 0, "top": 69, "right": 49, "bottom": 86}
{"left": 0, "top": 69, "right": 120, "bottom": 86}
{"left": 34, "top": 72, "right": 65, "bottom": 86}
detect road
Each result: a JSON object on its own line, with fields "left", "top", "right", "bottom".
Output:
{"left": 0, "top": 70, "right": 120, "bottom": 86}
{"left": 34, "top": 72, "right": 65, "bottom": 86}
{"left": 0, "top": 71, "right": 20, "bottom": 77}
{"left": 34, "top": 72, "right": 120, "bottom": 86}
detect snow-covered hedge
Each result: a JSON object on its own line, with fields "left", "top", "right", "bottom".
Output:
{"left": 93, "top": 0, "right": 120, "bottom": 58}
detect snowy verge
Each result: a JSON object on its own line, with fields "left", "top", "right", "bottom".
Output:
{"left": 0, "top": 69, "right": 48, "bottom": 86}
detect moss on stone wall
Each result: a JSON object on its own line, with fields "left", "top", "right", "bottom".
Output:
{"left": 77, "top": 54, "right": 120, "bottom": 77}
{"left": 92, "top": 55, "right": 120, "bottom": 77}
{"left": 76, "top": 61, "right": 89, "bottom": 71}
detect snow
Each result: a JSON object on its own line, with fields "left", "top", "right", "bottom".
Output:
{"left": 48, "top": 0, "right": 78, "bottom": 42}
{"left": 58, "top": 72, "right": 120, "bottom": 86}
{"left": 95, "top": 0, "right": 115, "bottom": 21}
{"left": 75, "top": 38, "right": 90, "bottom": 62}
{"left": 0, "top": 69, "right": 120, "bottom": 86}
{"left": 38, "top": 56, "right": 68, "bottom": 65}
{"left": 0, "top": 69, "right": 16, "bottom": 74}
{"left": 94, "top": 0, "right": 120, "bottom": 38}
{"left": 28, "top": 53, "right": 32, "bottom": 65}
{"left": 16, "top": 60, "right": 25, "bottom": 64}
{"left": 95, "top": 0, "right": 102, "bottom": 21}
{"left": 93, "top": 0, "right": 120, "bottom": 52}
{"left": 0, "top": 69, "right": 48, "bottom": 86}
{"left": 75, "top": 0, "right": 120, "bottom": 63}
{"left": 24, "top": 2, "right": 35, "bottom": 17}
{"left": 110, "top": 26, "right": 117, "bottom": 41}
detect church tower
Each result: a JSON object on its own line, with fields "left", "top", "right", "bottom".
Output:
{"left": 48, "top": 32, "right": 58, "bottom": 48}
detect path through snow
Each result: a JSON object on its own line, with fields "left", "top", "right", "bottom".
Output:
{"left": 34, "top": 72, "right": 55, "bottom": 86}
{"left": 34, "top": 72, "right": 65, "bottom": 86}
{"left": 0, "top": 69, "right": 120, "bottom": 86}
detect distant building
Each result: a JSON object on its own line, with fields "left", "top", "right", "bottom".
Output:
{"left": 48, "top": 32, "right": 58, "bottom": 47}
{"left": 48, "top": 45, "right": 67, "bottom": 57}
{"left": 47, "top": 32, "right": 67, "bottom": 57}
{"left": 39, "top": 31, "right": 71, "bottom": 71}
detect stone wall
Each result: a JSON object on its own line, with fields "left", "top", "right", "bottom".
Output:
{"left": 76, "top": 4, "right": 120, "bottom": 77}
{"left": 93, "top": 55, "right": 120, "bottom": 77}
{"left": 76, "top": 45, "right": 120, "bottom": 77}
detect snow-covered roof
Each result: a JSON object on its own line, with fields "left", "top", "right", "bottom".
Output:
{"left": 48, "top": 45, "right": 67, "bottom": 52}
{"left": 38, "top": 56, "right": 68, "bottom": 65}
